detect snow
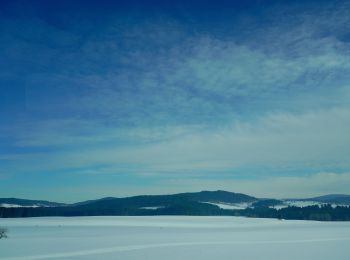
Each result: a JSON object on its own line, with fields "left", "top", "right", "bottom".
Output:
{"left": 331, "top": 204, "right": 350, "bottom": 208}
{"left": 0, "top": 204, "right": 40, "bottom": 208}
{"left": 0, "top": 216, "right": 349, "bottom": 260}
{"left": 140, "top": 206, "right": 165, "bottom": 210}
{"left": 270, "top": 204, "right": 289, "bottom": 210}
{"left": 285, "top": 200, "right": 323, "bottom": 207}
{"left": 202, "top": 201, "right": 251, "bottom": 210}
{"left": 269, "top": 200, "right": 326, "bottom": 209}
{"left": 269, "top": 200, "right": 340, "bottom": 210}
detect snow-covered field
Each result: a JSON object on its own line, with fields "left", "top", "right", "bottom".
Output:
{"left": 0, "top": 216, "right": 349, "bottom": 260}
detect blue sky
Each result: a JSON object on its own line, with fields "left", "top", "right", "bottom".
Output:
{"left": 1, "top": 0, "right": 350, "bottom": 202}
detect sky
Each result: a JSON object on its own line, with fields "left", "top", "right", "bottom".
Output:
{"left": 1, "top": 0, "right": 350, "bottom": 202}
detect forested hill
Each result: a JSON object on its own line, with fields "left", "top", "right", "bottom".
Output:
{"left": 0, "top": 198, "right": 66, "bottom": 207}
{"left": 1, "top": 191, "right": 350, "bottom": 221}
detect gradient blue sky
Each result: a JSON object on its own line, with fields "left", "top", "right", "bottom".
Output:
{"left": 1, "top": 0, "right": 350, "bottom": 202}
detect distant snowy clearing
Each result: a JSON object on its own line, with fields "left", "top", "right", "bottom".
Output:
{"left": 202, "top": 201, "right": 251, "bottom": 210}
{"left": 0, "top": 216, "right": 349, "bottom": 260}
{"left": 0, "top": 204, "right": 40, "bottom": 208}
{"left": 268, "top": 201, "right": 350, "bottom": 210}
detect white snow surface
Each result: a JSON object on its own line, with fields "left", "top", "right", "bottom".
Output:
{"left": 139, "top": 206, "right": 165, "bottom": 210}
{"left": 269, "top": 200, "right": 350, "bottom": 210}
{"left": 0, "top": 216, "right": 349, "bottom": 260}
{"left": 284, "top": 200, "right": 323, "bottom": 208}
{"left": 203, "top": 201, "right": 251, "bottom": 210}
{"left": 0, "top": 204, "right": 40, "bottom": 208}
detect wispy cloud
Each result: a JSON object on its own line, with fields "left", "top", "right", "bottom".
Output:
{"left": 4, "top": 107, "right": 350, "bottom": 179}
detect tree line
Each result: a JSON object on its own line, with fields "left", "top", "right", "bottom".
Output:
{"left": 1, "top": 203, "right": 350, "bottom": 221}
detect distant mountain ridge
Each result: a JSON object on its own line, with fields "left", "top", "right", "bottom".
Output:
{"left": 303, "top": 194, "right": 350, "bottom": 205}
{"left": 176, "top": 190, "right": 257, "bottom": 203}
{"left": 2, "top": 191, "right": 350, "bottom": 208}
{"left": 1, "top": 191, "right": 350, "bottom": 220}
{"left": 0, "top": 198, "right": 66, "bottom": 207}
{"left": 0, "top": 190, "right": 256, "bottom": 211}
{"left": 65, "top": 190, "right": 257, "bottom": 213}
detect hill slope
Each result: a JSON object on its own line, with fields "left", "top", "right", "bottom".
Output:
{"left": 305, "top": 194, "right": 350, "bottom": 205}
{"left": 0, "top": 198, "right": 66, "bottom": 207}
